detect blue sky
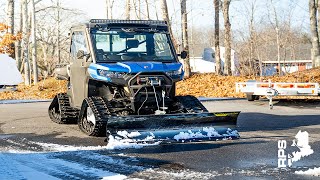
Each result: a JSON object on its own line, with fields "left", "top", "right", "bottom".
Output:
{"left": 0, "top": 0, "right": 310, "bottom": 36}
{"left": 61, "top": 0, "right": 309, "bottom": 29}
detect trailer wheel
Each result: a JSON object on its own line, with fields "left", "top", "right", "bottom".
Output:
{"left": 246, "top": 94, "right": 256, "bottom": 101}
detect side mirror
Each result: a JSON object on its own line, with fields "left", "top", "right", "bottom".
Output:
{"left": 180, "top": 51, "right": 188, "bottom": 59}
{"left": 77, "top": 50, "right": 85, "bottom": 59}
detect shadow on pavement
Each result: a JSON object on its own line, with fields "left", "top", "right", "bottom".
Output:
{"left": 274, "top": 99, "right": 320, "bottom": 109}
{"left": 237, "top": 112, "right": 320, "bottom": 132}
{"left": 120, "top": 140, "right": 265, "bottom": 154}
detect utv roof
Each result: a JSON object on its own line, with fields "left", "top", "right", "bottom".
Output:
{"left": 71, "top": 19, "right": 169, "bottom": 31}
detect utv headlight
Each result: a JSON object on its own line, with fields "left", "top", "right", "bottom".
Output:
{"left": 97, "top": 69, "right": 124, "bottom": 78}
{"left": 165, "top": 68, "right": 182, "bottom": 77}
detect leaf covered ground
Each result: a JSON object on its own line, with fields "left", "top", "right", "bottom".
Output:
{"left": 1, "top": 67, "right": 320, "bottom": 100}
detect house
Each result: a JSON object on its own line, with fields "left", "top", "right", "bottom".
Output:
{"left": 261, "top": 60, "right": 312, "bottom": 76}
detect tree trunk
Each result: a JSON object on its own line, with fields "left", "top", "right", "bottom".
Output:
{"left": 22, "top": 0, "right": 31, "bottom": 86}
{"left": 181, "top": 0, "right": 191, "bottom": 78}
{"left": 16, "top": 2, "right": 23, "bottom": 71}
{"left": 160, "top": 0, "right": 178, "bottom": 49}
{"left": 270, "top": 1, "right": 282, "bottom": 75}
{"left": 126, "top": 0, "right": 131, "bottom": 20}
{"left": 214, "top": 0, "right": 222, "bottom": 75}
{"left": 145, "top": 0, "right": 150, "bottom": 20}
{"left": 7, "top": 0, "right": 14, "bottom": 34}
{"left": 57, "top": 0, "right": 61, "bottom": 63}
{"left": 31, "top": 0, "right": 38, "bottom": 84}
{"left": 249, "top": 2, "right": 255, "bottom": 76}
{"left": 109, "top": 0, "right": 115, "bottom": 19}
{"left": 106, "top": 0, "right": 109, "bottom": 18}
{"left": 276, "top": 27, "right": 281, "bottom": 75}
{"left": 138, "top": 0, "right": 141, "bottom": 19}
{"left": 222, "top": 0, "right": 232, "bottom": 75}
{"left": 310, "top": 0, "right": 320, "bottom": 67}
{"left": 7, "top": 0, "right": 15, "bottom": 57}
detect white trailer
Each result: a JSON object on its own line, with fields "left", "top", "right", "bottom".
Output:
{"left": 236, "top": 80, "right": 320, "bottom": 109}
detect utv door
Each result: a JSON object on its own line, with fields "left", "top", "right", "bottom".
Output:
{"left": 69, "top": 31, "right": 89, "bottom": 108}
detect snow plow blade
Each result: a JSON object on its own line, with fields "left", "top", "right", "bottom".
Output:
{"left": 107, "top": 111, "right": 240, "bottom": 143}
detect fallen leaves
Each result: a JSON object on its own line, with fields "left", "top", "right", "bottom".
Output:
{"left": 1, "top": 67, "right": 320, "bottom": 100}
{"left": 176, "top": 67, "right": 320, "bottom": 98}
{"left": 0, "top": 78, "right": 67, "bottom": 100}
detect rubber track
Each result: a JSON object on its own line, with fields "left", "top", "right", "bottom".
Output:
{"left": 79, "top": 97, "right": 111, "bottom": 136}
{"left": 49, "top": 93, "right": 79, "bottom": 124}
{"left": 175, "top": 95, "right": 208, "bottom": 113}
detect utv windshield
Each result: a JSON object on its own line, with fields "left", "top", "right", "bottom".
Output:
{"left": 91, "top": 30, "right": 175, "bottom": 62}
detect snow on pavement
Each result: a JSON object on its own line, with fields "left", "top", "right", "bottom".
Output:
{"left": 33, "top": 134, "right": 160, "bottom": 152}
{"left": 0, "top": 151, "right": 127, "bottom": 180}
{"left": 0, "top": 135, "right": 159, "bottom": 180}
{"left": 295, "top": 167, "right": 320, "bottom": 176}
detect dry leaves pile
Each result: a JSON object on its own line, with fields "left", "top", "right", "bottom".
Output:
{"left": 0, "top": 78, "right": 67, "bottom": 100}
{"left": 176, "top": 67, "right": 320, "bottom": 98}
{"left": 1, "top": 67, "right": 320, "bottom": 100}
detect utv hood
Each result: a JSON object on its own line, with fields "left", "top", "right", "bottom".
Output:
{"left": 89, "top": 62, "right": 182, "bottom": 73}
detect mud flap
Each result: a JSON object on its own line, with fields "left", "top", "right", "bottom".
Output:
{"left": 106, "top": 111, "right": 240, "bottom": 143}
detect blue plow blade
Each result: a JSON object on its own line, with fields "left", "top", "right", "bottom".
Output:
{"left": 107, "top": 111, "right": 240, "bottom": 143}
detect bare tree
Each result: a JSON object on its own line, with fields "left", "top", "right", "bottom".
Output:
{"left": 106, "top": 0, "right": 115, "bottom": 19}
{"left": 181, "top": 0, "right": 191, "bottom": 78}
{"left": 160, "top": 0, "right": 178, "bottom": 49}
{"left": 22, "top": 0, "right": 31, "bottom": 85}
{"left": 214, "top": 0, "right": 222, "bottom": 75}
{"left": 35, "top": 1, "right": 86, "bottom": 76}
{"left": 106, "top": 0, "right": 109, "bottom": 18}
{"left": 16, "top": 2, "right": 23, "bottom": 71}
{"left": 245, "top": 0, "right": 259, "bottom": 76}
{"left": 267, "top": 0, "right": 283, "bottom": 75}
{"left": 144, "top": 0, "right": 150, "bottom": 20}
{"left": 56, "top": 0, "right": 61, "bottom": 63}
{"left": 133, "top": 0, "right": 141, "bottom": 19}
{"left": 31, "top": 0, "right": 38, "bottom": 84}
{"left": 125, "top": 0, "right": 131, "bottom": 20}
{"left": 309, "top": 0, "right": 320, "bottom": 67}
{"left": 6, "top": 0, "right": 14, "bottom": 35}
{"left": 6, "top": 0, "right": 14, "bottom": 58}
{"left": 222, "top": 0, "right": 232, "bottom": 75}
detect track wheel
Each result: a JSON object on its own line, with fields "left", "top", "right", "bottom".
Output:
{"left": 78, "top": 97, "right": 106, "bottom": 136}
{"left": 48, "top": 95, "right": 61, "bottom": 123}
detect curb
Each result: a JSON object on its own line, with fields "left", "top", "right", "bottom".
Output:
{"left": 0, "top": 99, "right": 51, "bottom": 104}
{"left": 198, "top": 97, "right": 245, "bottom": 102}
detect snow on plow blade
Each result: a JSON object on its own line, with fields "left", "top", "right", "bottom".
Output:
{"left": 107, "top": 111, "right": 240, "bottom": 143}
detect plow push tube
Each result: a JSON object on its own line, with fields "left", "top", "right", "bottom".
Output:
{"left": 107, "top": 111, "right": 240, "bottom": 142}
